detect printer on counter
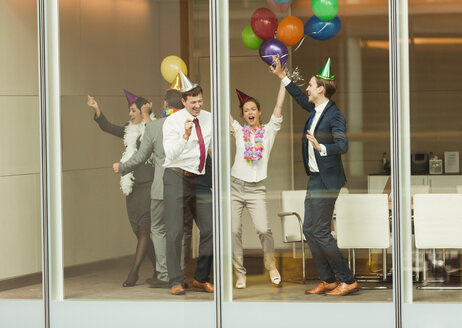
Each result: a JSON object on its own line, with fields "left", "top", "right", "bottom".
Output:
{"left": 411, "top": 153, "right": 428, "bottom": 174}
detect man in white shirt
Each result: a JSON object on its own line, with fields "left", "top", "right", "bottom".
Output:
{"left": 271, "top": 58, "right": 358, "bottom": 296}
{"left": 162, "top": 84, "right": 214, "bottom": 295}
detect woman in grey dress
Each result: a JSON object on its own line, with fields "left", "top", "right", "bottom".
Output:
{"left": 87, "top": 90, "right": 156, "bottom": 287}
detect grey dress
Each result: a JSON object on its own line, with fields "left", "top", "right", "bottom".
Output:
{"left": 94, "top": 112, "right": 154, "bottom": 232}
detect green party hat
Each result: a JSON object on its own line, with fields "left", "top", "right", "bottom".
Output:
{"left": 316, "top": 58, "right": 335, "bottom": 81}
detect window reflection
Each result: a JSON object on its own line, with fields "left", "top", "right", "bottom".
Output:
{"left": 229, "top": 0, "right": 392, "bottom": 302}
{"left": 0, "top": 0, "right": 42, "bottom": 299}
{"left": 409, "top": 0, "right": 462, "bottom": 301}
{"left": 61, "top": 0, "right": 214, "bottom": 301}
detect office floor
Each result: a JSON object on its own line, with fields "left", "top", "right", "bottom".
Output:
{"left": 1, "top": 255, "right": 462, "bottom": 302}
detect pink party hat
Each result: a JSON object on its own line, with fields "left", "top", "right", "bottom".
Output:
{"left": 124, "top": 89, "right": 139, "bottom": 106}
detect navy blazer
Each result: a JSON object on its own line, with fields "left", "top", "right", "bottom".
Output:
{"left": 286, "top": 81, "right": 348, "bottom": 190}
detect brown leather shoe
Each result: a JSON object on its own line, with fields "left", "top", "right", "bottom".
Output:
{"left": 325, "top": 281, "right": 359, "bottom": 296}
{"left": 305, "top": 281, "right": 338, "bottom": 295}
{"left": 193, "top": 279, "right": 214, "bottom": 293}
{"left": 170, "top": 284, "right": 185, "bottom": 295}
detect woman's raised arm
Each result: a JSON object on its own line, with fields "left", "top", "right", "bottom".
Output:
{"left": 272, "top": 81, "right": 286, "bottom": 118}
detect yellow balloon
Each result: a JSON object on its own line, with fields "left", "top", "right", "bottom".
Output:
{"left": 160, "top": 56, "right": 188, "bottom": 83}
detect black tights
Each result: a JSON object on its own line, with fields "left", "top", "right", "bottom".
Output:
{"left": 124, "top": 226, "right": 156, "bottom": 285}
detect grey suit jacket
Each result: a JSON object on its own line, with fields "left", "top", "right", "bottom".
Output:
{"left": 119, "top": 118, "right": 166, "bottom": 200}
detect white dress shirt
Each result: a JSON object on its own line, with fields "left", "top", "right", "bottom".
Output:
{"left": 231, "top": 114, "right": 283, "bottom": 182}
{"left": 163, "top": 108, "right": 212, "bottom": 175}
{"left": 281, "top": 76, "right": 327, "bottom": 173}
{"left": 307, "top": 101, "right": 328, "bottom": 172}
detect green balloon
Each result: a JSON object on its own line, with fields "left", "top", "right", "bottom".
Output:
{"left": 241, "top": 25, "right": 263, "bottom": 50}
{"left": 312, "top": 0, "right": 339, "bottom": 22}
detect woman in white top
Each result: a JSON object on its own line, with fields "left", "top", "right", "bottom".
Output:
{"left": 230, "top": 81, "right": 286, "bottom": 289}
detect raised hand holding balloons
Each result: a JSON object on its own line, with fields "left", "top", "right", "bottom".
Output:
{"left": 259, "top": 39, "right": 288, "bottom": 67}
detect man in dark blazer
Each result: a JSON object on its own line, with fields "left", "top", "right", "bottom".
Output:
{"left": 271, "top": 58, "right": 358, "bottom": 296}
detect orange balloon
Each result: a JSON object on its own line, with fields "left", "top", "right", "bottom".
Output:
{"left": 277, "top": 16, "right": 304, "bottom": 47}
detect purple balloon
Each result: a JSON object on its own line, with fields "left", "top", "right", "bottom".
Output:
{"left": 259, "top": 39, "right": 288, "bottom": 67}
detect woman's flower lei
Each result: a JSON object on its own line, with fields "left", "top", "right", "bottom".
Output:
{"left": 242, "top": 123, "right": 265, "bottom": 165}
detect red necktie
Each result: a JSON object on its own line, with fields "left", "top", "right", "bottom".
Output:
{"left": 193, "top": 118, "right": 206, "bottom": 173}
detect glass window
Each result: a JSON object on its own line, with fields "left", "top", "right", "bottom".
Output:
{"left": 409, "top": 0, "right": 462, "bottom": 303}
{"left": 14, "top": 0, "right": 462, "bottom": 325}
{"left": 59, "top": 0, "right": 215, "bottom": 309}
{"left": 0, "top": 0, "right": 45, "bottom": 326}
{"left": 226, "top": 0, "right": 392, "bottom": 303}
{"left": 0, "top": 0, "right": 43, "bottom": 301}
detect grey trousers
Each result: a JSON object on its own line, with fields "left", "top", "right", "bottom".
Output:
{"left": 151, "top": 200, "right": 193, "bottom": 282}
{"left": 163, "top": 168, "right": 213, "bottom": 287}
{"left": 181, "top": 207, "right": 193, "bottom": 271}
{"left": 150, "top": 200, "right": 168, "bottom": 282}
{"left": 231, "top": 177, "right": 276, "bottom": 278}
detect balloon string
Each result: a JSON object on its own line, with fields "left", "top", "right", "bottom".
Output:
{"left": 261, "top": 53, "right": 289, "bottom": 59}
{"left": 313, "top": 24, "right": 328, "bottom": 36}
{"left": 292, "top": 35, "right": 306, "bottom": 53}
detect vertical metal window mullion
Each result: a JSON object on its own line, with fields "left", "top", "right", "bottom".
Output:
{"left": 37, "top": 0, "right": 50, "bottom": 327}
{"left": 389, "top": 0, "right": 411, "bottom": 327}
{"left": 37, "top": 0, "right": 63, "bottom": 327}
{"left": 389, "top": 0, "right": 402, "bottom": 326}
{"left": 210, "top": 0, "right": 231, "bottom": 327}
{"left": 210, "top": 0, "right": 222, "bottom": 327}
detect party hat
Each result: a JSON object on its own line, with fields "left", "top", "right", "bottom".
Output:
{"left": 169, "top": 73, "right": 182, "bottom": 91}
{"left": 124, "top": 89, "right": 139, "bottom": 106}
{"left": 179, "top": 71, "right": 198, "bottom": 93}
{"left": 235, "top": 89, "right": 251, "bottom": 106}
{"left": 315, "top": 58, "right": 335, "bottom": 81}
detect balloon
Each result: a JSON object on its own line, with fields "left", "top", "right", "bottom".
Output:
{"left": 259, "top": 39, "right": 288, "bottom": 67}
{"left": 274, "top": 0, "right": 292, "bottom": 3}
{"left": 312, "top": 0, "right": 339, "bottom": 22}
{"left": 160, "top": 56, "right": 188, "bottom": 83}
{"left": 266, "top": 0, "right": 291, "bottom": 12}
{"left": 277, "top": 16, "right": 304, "bottom": 47}
{"left": 251, "top": 8, "right": 278, "bottom": 41}
{"left": 304, "top": 16, "right": 341, "bottom": 41}
{"left": 241, "top": 25, "right": 263, "bottom": 50}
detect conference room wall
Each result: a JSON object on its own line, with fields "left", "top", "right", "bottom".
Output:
{"left": 0, "top": 0, "right": 41, "bottom": 281}
{"left": 59, "top": 0, "right": 182, "bottom": 267}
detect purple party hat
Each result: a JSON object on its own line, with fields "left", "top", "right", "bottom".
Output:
{"left": 124, "top": 89, "right": 139, "bottom": 106}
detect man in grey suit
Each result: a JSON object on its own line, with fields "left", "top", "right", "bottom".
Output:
{"left": 113, "top": 89, "right": 184, "bottom": 287}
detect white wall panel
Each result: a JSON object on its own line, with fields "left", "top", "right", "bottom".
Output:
{"left": 0, "top": 0, "right": 38, "bottom": 95}
{"left": 0, "top": 175, "right": 41, "bottom": 279}
{"left": 0, "top": 97, "right": 40, "bottom": 176}
{"left": 62, "top": 168, "right": 134, "bottom": 266}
